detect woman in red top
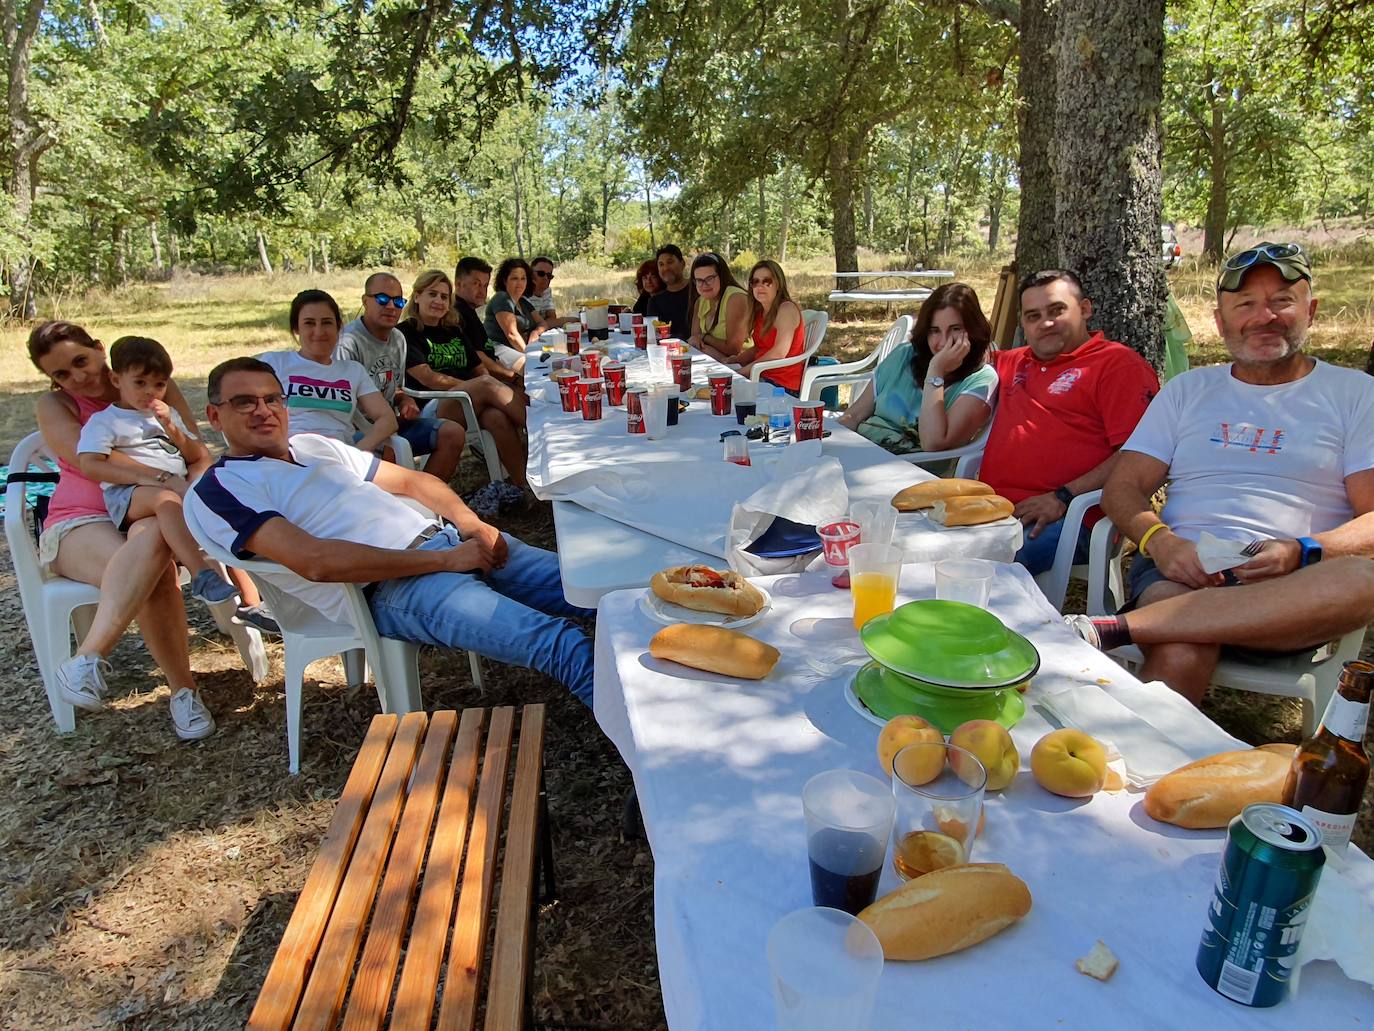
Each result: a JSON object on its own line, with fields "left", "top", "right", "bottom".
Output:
{"left": 732, "top": 259, "right": 806, "bottom": 394}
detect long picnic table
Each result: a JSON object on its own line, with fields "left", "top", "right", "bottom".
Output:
{"left": 828, "top": 268, "right": 955, "bottom": 304}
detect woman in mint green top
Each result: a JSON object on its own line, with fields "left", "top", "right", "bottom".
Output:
{"left": 839, "top": 283, "right": 998, "bottom": 456}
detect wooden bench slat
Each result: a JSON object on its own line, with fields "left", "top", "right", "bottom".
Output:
{"left": 435, "top": 706, "right": 516, "bottom": 1031}
{"left": 292, "top": 711, "right": 429, "bottom": 1031}
{"left": 389, "top": 708, "right": 487, "bottom": 1031}
{"left": 249, "top": 714, "right": 399, "bottom": 1031}
{"left": 483, "top": 705, "right": 547, "bottom": 1031}
{"left": 339, "top": 710, "right": 458, "bottom": 1031}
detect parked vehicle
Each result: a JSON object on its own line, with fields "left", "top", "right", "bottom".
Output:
{"left": 1162, "top": 223, "right": 1182, "bottom": 269}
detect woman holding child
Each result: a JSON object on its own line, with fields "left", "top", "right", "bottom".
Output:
{"left": 29, "top": 321, "right": 232, "bottom": 740}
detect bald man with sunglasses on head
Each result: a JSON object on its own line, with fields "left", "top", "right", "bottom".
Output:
{"left": 1070, "top": 243, "right": 1374, "bottom": 704}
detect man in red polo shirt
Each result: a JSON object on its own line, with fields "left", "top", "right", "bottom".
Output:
{"left": 980, "top": 269, "right": 1159, "bottom": 575}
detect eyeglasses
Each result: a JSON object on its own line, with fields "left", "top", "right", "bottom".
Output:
{"left": 533, "top": 269, "right": 554, "bottom": 280}
{"left": 693, "top": 273, "right": 719, "bottom": 288}
{"left": 215, "top": 393, "right": 286, "bottom": 414}
{"left": 368, "top": 293, "right": 407, "bottom": 309}
{"left": 1217, "top": 242, "right": 1311, "bottom": 292}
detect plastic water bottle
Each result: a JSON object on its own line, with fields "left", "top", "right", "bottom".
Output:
{"left": 769, "top": 386, "right": 791, "bottom": 441}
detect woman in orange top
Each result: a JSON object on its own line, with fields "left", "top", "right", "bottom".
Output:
{"left": 732, "top": 259, "right": 806, "bottom": 394}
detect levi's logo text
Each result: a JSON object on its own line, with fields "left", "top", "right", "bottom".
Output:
{"left": 1210, "top": 422, "right": 1286, "bottom": 454}
{"left": 285, "top": 375, "right": 354, "bottom": 412}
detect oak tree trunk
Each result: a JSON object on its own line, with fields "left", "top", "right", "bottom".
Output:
{"left": 1055, "top": 0, "right": 1167, "bottom": 368}
{"left": 828, "top": 140, "right": 860, "bottom": 276}
{"left": 1016, "top": 0, "right": 1058, "bottom": 276}
{"left": 255, "top": 228, "right": 273, "bottom": 274}
{"left": 1202, "top": 73, "right": 1227, "bottom": 263}
{"left": 149, "top": 220, "right": 163, "bottom": 270}
{"left": 757, "top": 176, "right": 766, "bottom": 256}
{"left": 645, "top": 179, "right": 655, "bottom": 250}
{"left": 779, "top": 166, "right": 793, "bottom": 263}
{"left": 5, "top": 0, "right": 49, "bottom": 317}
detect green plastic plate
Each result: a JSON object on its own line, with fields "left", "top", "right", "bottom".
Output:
{"left": 860, "top": 599, "right": 1040, "bottom": 689}
{"left": 850, "top": 661, "right": 1027, "bottom": 734}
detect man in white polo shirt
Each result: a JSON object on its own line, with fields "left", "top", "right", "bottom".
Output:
{"left": 1073, "top": 243, "right": 1374, "bottom": 703}
{"left": 187, "top": 356, "right": 594, "bottom": 704}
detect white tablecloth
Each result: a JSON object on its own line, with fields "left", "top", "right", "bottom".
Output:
{"left": 592, "top": 564, "right": 1374, "bottom": 1029}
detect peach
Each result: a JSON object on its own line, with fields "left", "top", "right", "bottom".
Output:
{"left": 877, "top": 714, "right": 943, "bottom": 777}
{"left": 949, "top": 720, "right": 1019, "bottom": 791}
{"left": 1030, "top": 728, "right": 1107, "bottom": 798}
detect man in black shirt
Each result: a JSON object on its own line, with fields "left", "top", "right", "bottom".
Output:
{"left": 647, "top": 244, "right": 692, "bottom": 339}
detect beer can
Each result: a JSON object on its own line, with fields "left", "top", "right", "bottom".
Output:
{"left": 1196, "top": 803, "right": 1325, "bottom": 1008}
{"left": 625, "top": 387, "right": 646, "bottom": 434}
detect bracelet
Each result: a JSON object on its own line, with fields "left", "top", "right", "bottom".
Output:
{"left": 1138, "top": 522, "right": 1170, "bottom": 557}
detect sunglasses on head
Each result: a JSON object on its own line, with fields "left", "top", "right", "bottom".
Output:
{"left": 1217, "top": 242, "right": 1311, "bottom": 292}
{"left": 369, "top": 292, "right": 407, "bottom": 309}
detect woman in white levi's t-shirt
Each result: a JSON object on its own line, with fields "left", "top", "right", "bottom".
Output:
{"left": 257, "top": 290, "right": 398, "bottom": 452}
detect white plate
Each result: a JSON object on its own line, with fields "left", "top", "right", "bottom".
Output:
{"left": 844, "top": 679, "right": 886, "bottom": 728}
{"left": 917, "top": 510, "right": 1019, "bottom": 532}
{"left": 638, "top": 582, "right": 773, "bottom": 630}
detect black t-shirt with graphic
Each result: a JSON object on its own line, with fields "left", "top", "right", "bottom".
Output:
{"left": 400, "top": 312, "right": 490, "bottom": 390}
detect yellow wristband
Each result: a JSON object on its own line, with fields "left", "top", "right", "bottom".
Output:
{"left": 1138, "top": 522, "right": 1170, "bottom": 557}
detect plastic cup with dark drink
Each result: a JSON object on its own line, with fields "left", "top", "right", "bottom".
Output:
{"left": 632, "top": 323, "right": 648, "bottom": 349}
{"left": 626, "top": 387, "right": 647, "bottom": 433}
{"left": 603, "top": 361, "right": 627, "bottom": 405}
{"left": 552, "top": 370, "right": 579, "bottom": 413}
{"left": 708, "top": 372, "right": 733, "bottom": 416}
{"left": 793, "top": 399, "right": 825, "bottom": 442}
{"left": 665, "top": 388, "right": 681, "bottom": 426}
{"left": 564, "top": 324, "right": 582, "bottom": 355}
{"left": 669, "top": 353, "right": 691, "bottom": 393}
{"left": 818, "top": 520, "right": 861, "bottom": 589}
{"left": 581, "top": 349, "right": 602, "bottom": 380}
{"left": 734, "top": 401, "right": 756, "bottom": 425}
{"left": 578, "top": 377, "right": 604, "bottom": 421}
{"left": 802, "top": 769, "right": 894, "bottom": 915}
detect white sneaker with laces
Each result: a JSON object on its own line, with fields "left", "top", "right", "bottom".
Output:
{"left": 169, "top": 687, "right": 216, "bottom": 741}
{"left": 55, "top": 654, "right": 113, "bottom": 711}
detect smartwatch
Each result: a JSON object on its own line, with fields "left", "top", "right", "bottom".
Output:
{"left": 1297, "top": 536, "right": 1323, "bottom": 567}
{"left": 1054, "top": 486, "right": 1075, "bottom": 507}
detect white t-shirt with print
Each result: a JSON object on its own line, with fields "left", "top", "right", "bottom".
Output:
{"left": 76, "top": 404, "right": 194, "bottom": 481}
{"left": 256, "top": 350, "right": 378, "bottom": 442}
{"left": 1122, "top": 360, "right": 1374, "bottom": 542}
{"left": 336, "top": 318, "right": 407, "bottom": 405}
{"left": 187, "top": 433, "right": 433, "bottom": 625}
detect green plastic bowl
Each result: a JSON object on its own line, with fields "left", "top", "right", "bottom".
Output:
{"left": 851, "top": 661, "right": 1026, "bottom": 734}
{"left": 859, "top": 599, "right": 1040, "bottom": 689}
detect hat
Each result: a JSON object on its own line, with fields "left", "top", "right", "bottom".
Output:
{"left": 1216, "top": 241, "right": 1311, "bottom": 293}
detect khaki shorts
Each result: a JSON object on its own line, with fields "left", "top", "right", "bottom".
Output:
{"left": 37, "top": 514, "right": 113, "bottom": 577}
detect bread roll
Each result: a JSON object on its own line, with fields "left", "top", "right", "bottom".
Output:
{"left": 650, "top": 565, "right": 766, "bottom": 617}
{"left": 1143, "top": 748, "right": 1290, "bottom": 829}
{"left": 932, "top": 495, "right": 1015, "bottom": 526}
{"left": 858, "top": 863, "right": 1032, "bottom": 961}
{"left": 891, "top": 478, "right": 993, "bottom": 512}
{"left": 649, "top": 624, "right": 780, "bottom": 679}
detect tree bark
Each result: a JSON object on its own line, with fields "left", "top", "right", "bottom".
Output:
{"left": 757, "top": 176, "right": 766, "bottom": 256}
{"left": 779, "top": 166, "right": 793, "bottom": 263}
{"left": 513, "top": 162, "right": 527, "bottom": 257}
{"left": 1016, "top": 0, "right": 1058, "bottom": 276}
{"left": 645, "top": 178, "right": 655, "bottom": 250}
{"left": 1202, "top": 71, "right": 1227, "bottom": 263}
{"left": 112, "top": 220, "right": 127, "bottom": 285}
{"left": 414, "top": 204, "right": 426, "bottom": 263}
{"left": 828, "top": 139, "right": 860, "bottom": 275}
{"left": 150, "top": 220, "right": 163, "bottom": 271}
{"left": 1055, "top": 0, "right": 1167, "bottom": 368}
{"left": 987, "top": 162, "right": 1004, "bottom": 253}
{"left": 255, "top": 228, "right": 273, "bottom": 274}
{"left": 5, "top": 0, "right": 50, "bottom": 317}
{"left": 863, "top": 177, "right": 874, "bottom": 242}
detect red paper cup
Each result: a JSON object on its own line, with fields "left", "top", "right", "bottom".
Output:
{"left": 631, "top": 313, "right": 645, "bottom": 327}
{"left": 793, "top": 399, "right": 825, "bottom": 441}
{"left": 604, "top": 362, "right": 627, "bottom": 405}
{"left": 553, "top": 370, "right": 579, "bottom": 412}
{"left": 818, "top": 520, "right": 861, "bottom": 588}
{"left": 670, "top": 353, "right": 692, "bottom": 392}
{"left": 708, "top": 373, "right": 733, "bottom": 416}
{"left": 632, "top": 324, "right": 648, "bottom": 348}
{"left": 565, "top": 325, "right": 582, "bottom": 355}
{"left": 626, "top": 388, "right": 646, "bottom": 434}
{"left": 579, "top": 377, "right": 604, "bottom": 421}
{"left": 581, "top": 350, "right": 602, "bottom": 379}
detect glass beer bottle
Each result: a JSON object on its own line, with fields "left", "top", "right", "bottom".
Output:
{"left": 1282, "top": 659, "right": 1372, "bottom": 853}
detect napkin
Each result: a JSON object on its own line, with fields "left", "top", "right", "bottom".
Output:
{"left": 1291, "top": 858, "right": 1374, "bottom": 994}
{"left": 1196, "top": 531, "right": 1257, "bottom": 574}
{"left": 727, "top": 449, "right": 849, "bottom": 576}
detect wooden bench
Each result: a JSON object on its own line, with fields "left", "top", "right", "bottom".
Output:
{"left": 248, "top": 706, "right": 554, "bottom": 1031}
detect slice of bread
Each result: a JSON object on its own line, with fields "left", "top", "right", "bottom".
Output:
{"left": 1075, "top": 940, "right": 1119, "bottom": 981}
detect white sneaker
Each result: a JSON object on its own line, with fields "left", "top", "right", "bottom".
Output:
{"left": 56, "top": 654, "right": 113, "bottom": 711}
{"left": 169, "top": 687, "right": 216, "bottom": 741}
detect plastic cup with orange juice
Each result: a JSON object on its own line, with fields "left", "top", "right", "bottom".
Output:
{"left": 848, "top": 543, "right": 903, "bottom": 630}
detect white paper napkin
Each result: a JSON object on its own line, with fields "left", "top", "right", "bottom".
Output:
{"left": 1292, "top": 858, "right": 1374, "bottom": 994}
{"left": 1197, "top": 531, "right": 1258, "bottom": 574}
{"left": 727, "top": 449, "right": 849, "bottom": 577}
{"left": 1039, "top": 685, "right": 1205, "bottom": 786}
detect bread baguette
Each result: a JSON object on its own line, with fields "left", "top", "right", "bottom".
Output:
{"left": 932, "top": 495, "right": 1015, "bottom": 527}
{"left": 649, "top": 624, "right": 780, "bottom": 679}
{"left": 1143, "top": 748, "right": 1290, "bottom": 829}
{"left": 650, "top": 565, "right": 766, "bottom": 617}
{"left": 857, "top": 863, "right": 1032, "bottom": 961}
{"left": 891, "top": 478, "right": 993, "bottom": 512}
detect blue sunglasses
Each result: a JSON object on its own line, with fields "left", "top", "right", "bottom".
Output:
{"left": 369, "top": 292, "right": 407, "bottom": 309}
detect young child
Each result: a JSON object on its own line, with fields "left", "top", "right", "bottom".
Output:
{"left": 77, "top": 336, "right": 239, "bottom": 604}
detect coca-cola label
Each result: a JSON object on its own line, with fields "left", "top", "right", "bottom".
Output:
{"left": 795, "top": 403, "right": 824, "bottom": 441}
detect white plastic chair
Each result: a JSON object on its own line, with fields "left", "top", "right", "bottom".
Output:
{"left": 405, "top": 389, "right": 506, "bottom": 482}
{"left": 185, "top": 502, "right": 483, "bottom": 772}
{"left": 751, "top": 309, "right": 827, "bottom": 389}
{"left": 898, "top": 417, "right": 995, "bottom": 477}
{"left": 1082, "top": 513, "right": 1363, "bottom": 737}
{"left": 801, "top": 315, "right": 913, "bottom": 403}
{"left": 5, "top": 432, "right": 268, "bottom": 733}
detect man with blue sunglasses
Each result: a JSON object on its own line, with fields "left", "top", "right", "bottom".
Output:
{"left": 1073, "top": 242, "right": 1374, "bottom": 704}
{"left": 338, "top": 271, "right": 466, "bottom": 483}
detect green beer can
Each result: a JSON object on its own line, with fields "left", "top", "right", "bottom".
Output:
{"left": 1196, "top": 803, "right": 1325, "bottom": 1007}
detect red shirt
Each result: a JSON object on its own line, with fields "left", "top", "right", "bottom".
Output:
{"left": 752, "top": 311, "right": 806, "bottom": 394}
{"left": 980, "top": 332, "right": 1159, "bottom": 504}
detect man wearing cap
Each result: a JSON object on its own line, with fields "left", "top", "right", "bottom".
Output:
{"left": 1076, "top": 243, "right": 1374, "bottom": 703}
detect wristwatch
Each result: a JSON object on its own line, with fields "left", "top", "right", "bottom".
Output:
{"left": 1054, "top": 486, "right": 1075, "bottom": 507}
{"left": 1297, "top": 536, "right": 1323, "bottom": 567}
{"left": 926, "top": 375, "right": 946, "bottom": 389}
{"left": 155, "top": 470, "right": 170, "bottom": 484}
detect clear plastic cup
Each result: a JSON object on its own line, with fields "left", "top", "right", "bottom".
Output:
{"left": 890, "top": 741, "right": 986, "bottom": 881}
{"left": 803, "top": 769, "right": 894, "bottom": 914}
{"left": 848, "top": 542, "right": 904, "bottom": 631}
{"left": 644, "top": 386, "right": 671, "bottom": 439}
{"left": 767, "top": 908, "right": 884, "bottom": 1031}
{"left": 935, "top": 558, "right": 995, "bottom": 608}
{"left": 646, "top": 344, "right": 669, "bottom": 382}
{"left": 849, "top": 500, "right": 897, "bottom": 548}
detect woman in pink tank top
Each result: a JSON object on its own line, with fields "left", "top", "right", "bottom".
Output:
{"left": 29, "top": 321, "right": 217, "bottom": 740}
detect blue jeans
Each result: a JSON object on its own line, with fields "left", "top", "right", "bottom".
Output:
{"left": 1014, "top": 516, "right": 1090, "bottom": 576}
{"left": 368, "top": 528, "right": 595, "bottom": 705}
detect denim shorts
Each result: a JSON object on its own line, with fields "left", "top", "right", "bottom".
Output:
{"left": 397, "top": 416, "right": 444, "bottom": 456}
{"left": 103, "top": 483, "right": 137, "bottom": 531}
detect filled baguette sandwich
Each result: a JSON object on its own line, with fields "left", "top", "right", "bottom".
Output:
{"left": 858, "top": 863, "right": 1032, "bottom": 960}
{"left": 1143, "top": 747, "right": 1290, "bottom": 829}
{"left": 649, "top": 624, "right": 780, "bottom": 679}
{"left": 931, "top": 495, "right": 1015, "bottom": 527}
{"left": 891, "top": 478, "right": 994, "bottom": 512}
{"left": 650, "top": 564, "right": 767, "bottom": 617}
